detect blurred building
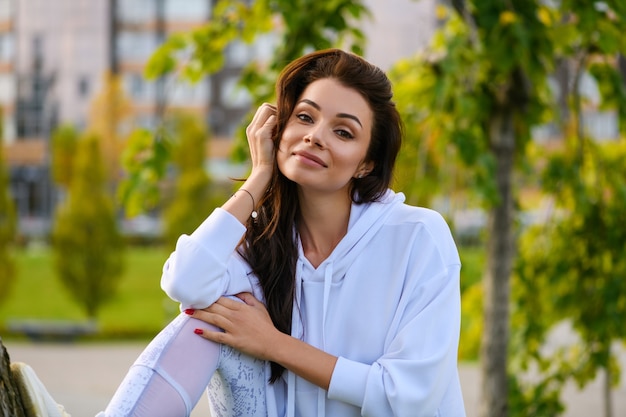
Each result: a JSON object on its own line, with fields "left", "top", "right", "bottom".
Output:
{"left": 362, "top": 0, "right": 438, "bottom": 71}
{"left": 1, "top": 0, "right": 619, "bottom": 242}
{"left": 0, "top": 0, "right": 263, "bottom": 238}
{"left": 0, "top": 0, "right": 442, "bottom": 239}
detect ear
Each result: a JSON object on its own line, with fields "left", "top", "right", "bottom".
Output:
{"left": 354, "top": 161, "right": 375, "bottom": 179}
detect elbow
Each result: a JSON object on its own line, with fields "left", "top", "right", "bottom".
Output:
{"left": 161, "top": 276, "right": 186, "bottom": 303}
{"left": 161, "top": 260, "right": 196, "bottom": 305}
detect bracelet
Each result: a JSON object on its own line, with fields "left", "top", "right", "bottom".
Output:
{"left": 237, "top": 188, "right": 258, "bottom": 219}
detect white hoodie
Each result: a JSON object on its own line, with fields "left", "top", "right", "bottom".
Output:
{"left": 161, "top": 189, "right": 466, "bottom": 417}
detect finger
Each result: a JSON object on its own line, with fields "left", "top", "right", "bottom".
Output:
{"left": 247, "top": 103, "right": 277, "bottom": 132}
{"left": 263, "top": 114, "right": 277, "bottom": 128}
{"left": 193, "top": 308, "right": 233, "bottom": 330}
{"left": 193, "top": 327, "right": 229, "bottom": 344}
{"left": 209, "top": 296, "right": 246, "bottom": 310}
{"left": 235, "top": 292, "right": 259, "bottom": 306}
{"left": 248, "top": 103, "right": 272, "bottom": 125}
{"left": 249, "top": 113, "right": 276, "bottom": 142}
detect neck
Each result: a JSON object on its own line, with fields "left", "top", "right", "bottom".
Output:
{"left": 297, "top": 190, "right": 352, "bottom": 268}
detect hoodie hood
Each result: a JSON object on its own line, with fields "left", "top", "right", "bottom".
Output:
{"left": 318, "top": 189, "right": 405, "bottom": 282}
{"left": 286, "top": 189, "right": 405, "bottom": 417}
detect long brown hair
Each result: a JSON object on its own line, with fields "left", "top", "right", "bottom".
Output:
{"left": 240, "top": 49, "right": 403, "bottom": 382}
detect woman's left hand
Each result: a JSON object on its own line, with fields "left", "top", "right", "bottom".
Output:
{"left": 188, "top": 293, "right": 280, "bottom": 361}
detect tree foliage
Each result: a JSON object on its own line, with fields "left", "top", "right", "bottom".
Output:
{"left": 88, "top": 71, "right": 133, "bottom": 187}
{"left": 118, "top": 127, "right": 171, "bottom": 217}
{"left": 0, "top": 108, "right": 17, "bottom": 305}
{"left": 119, "top": 0, "right": 369, "bottom": 214}
{"left": 390, "top": 2, "right": 552, "bottom": 207}
{"left": 162, "top": 112, "right": 223, "bottom": 250}
{"left": 513, "top": 138, "right": 626, "bottom": 417}
{"left": 51, "top": 133, "right": 125, "bottom": 319}
{"left": 390, "top": 1, "right": 625, "bottom": 416}
{"left": 509, "top": 2, "right": 626, "bottom": 416}
{"left": 390, "top": 3, "right": 554, "bottom": 416}
{"left": 50, "top": 124, "right": 79, "bottom": 188}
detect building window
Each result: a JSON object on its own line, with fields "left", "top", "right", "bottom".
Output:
{"left": 77, "top": 76, "right": 90, "bottom": 98}
{"left": 0, "top": 0, "right": 13, "bottom": 20}
{"left": 220, "top": 75, "right": 250, "bottom": 109}
{"left": 0, "top": 33, "right": 14, "bottom": 62}
{"left": 0, "top": 72, "right": 15, "bottom": 102}
{"left": 123, "top": 72, "right": 154, "bottom": 103}
{"left": 169, "top": 77, "right": 209, "bottom": 106}
{"left": 117, "top": 0, "right": 156, "bottom": 24}
{"left": 117, "top": 30, "right": 158, "bottom": 61}
{"left": 164, "top": 0, "right": 211, "bottom": 21}
{"left": 226, "top": 41, "right": 252, "bottom": 68}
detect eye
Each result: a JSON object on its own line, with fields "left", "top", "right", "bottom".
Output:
{"left": 297, "top": 113, "right": 313, "bottom": 123}
{"left": 335, "top": 129, "right": 354, "bottom": 139}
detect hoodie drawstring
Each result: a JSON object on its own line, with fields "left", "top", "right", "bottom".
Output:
{"left": 321, "top": 263, "right": 333, "bottom": 350}
{"left": 287, "top": 261, "right": 304, "bottom": 417}
{"left": 316, "top": 263, "right": 334, "bottom": 417}
{"left": 287, "top": 261, "right": 332, "bottom": 417}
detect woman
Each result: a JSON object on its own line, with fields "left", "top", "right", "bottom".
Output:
{"left": 100, "top": 48, "right": 465, "bottom": 417}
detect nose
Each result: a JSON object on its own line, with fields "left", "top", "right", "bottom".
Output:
{"left": 304, "top": 129, "right": 324, "bottom": 148}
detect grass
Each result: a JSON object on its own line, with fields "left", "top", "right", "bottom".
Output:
{"left": 458, "top": 243, "right": 485, "bottom": 292}
{"left": 0, "top": 244, "right": 485, "bottom": 341}
{"left": 0, "top": 245, "right": 180, "bottom": 340}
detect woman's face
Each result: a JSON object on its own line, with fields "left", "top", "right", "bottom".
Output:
{"left": 277, "top": 78, "right": 374, "bottom": 195}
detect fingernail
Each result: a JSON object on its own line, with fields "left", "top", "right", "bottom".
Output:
{"left": 184, "top": 309, "right": 195, "bottom": 315}
{"left": 194, "top": 328, "right": 203, "bottom": 335}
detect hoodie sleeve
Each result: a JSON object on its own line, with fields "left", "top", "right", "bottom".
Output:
{"left": 327, "top": 213, "right": 464, "bottom": 416}
{"left": 160, "top": 208, "right": 249, "bottom": 310}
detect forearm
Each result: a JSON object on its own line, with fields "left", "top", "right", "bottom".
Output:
{"left": 193, "top": 294, "right": 338, "bottom": 390}
{"left": 161, "top": 209, "right": 248, "bottom": 308}
{"left": 270, "top": 332, "right": 338, "bottom": 391}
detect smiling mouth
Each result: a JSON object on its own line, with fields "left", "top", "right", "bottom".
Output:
{"left": 294, "top": 151, "right": 328, "bottom": 168}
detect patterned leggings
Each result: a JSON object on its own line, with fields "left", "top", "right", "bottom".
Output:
{"left": 97, "top": 313, "right": 267, "bottom": 417}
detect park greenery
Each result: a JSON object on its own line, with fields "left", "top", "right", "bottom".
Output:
{"left": 48, "top": 74, "right": 132, "bottom": 320}
{"left": 0, "top": 109, "right": 17, "bottom": 306}
{"left": 51, "top": 132, "right": 125, "bottom": 319}
{"left": 0, "top": 0, "right": 625, "bottom": 416}
{"left": 161, "top": 111, "right": 228, "bottom": 250}
{"left": 387, "top": 1, "right": 625, "bottom": 416}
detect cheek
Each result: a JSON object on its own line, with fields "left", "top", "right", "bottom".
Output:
{"left": 337, "top": 148, "right": 368, "bottom": 171}
{"left": 276, "top": 150, "right": 287, "bottom": 171}
{"left": 276, "top": 133, "right": 290, "bottom": 156}
{"left": 275, "top": 138, "right": 290, "bottom": 171}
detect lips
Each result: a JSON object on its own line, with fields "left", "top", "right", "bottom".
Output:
{"left": 294, "top": 150, "right": 328, "bottom": 167}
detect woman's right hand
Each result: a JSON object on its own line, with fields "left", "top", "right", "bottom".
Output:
{"left": 222, "top": 104, "right": 277, "bottom": 224}
{"left": 246, "top": 103, "right": 277, "bottom": 178}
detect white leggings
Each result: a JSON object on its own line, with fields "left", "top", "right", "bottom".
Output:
{"left": 97, "top": 313, "right": 267, "bottom": 417}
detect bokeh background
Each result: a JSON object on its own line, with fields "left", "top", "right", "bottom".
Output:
{"left": 1, "top": 1, "right": 625, "bottom": 416}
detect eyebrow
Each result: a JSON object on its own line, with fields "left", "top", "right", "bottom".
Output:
{"left": 298, "top": 99, "right": 363, "bottom": 128}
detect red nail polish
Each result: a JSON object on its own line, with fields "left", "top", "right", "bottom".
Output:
{"left": 194, "top": 328, "right": 203, "bottom": 335}
{"left": 184, "top": 309, "right": 195, "bottom": 315}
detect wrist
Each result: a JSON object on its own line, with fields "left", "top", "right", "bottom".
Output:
{"left": 266, "top": 330, "right": 292, "bottom": 364}
{"left": 248, "top": 165, "right": 273, "bottom": 186}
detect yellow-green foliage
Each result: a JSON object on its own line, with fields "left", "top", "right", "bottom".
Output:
{"left": 0, "top": 109, "right": 17, "bottom": 305}
{"left": 510, "top": 138, "right": 626, "bottom": 414}
{"left": 458, "top": 246, "right": 486, "bottom": 361}
{"left": 162, "top": 112, "right": 222, "bottom": 250}
{"left": 51, "top": 133, "right": 125, "bottom": 319}
{"left": 51, "top": 124, "right": 79, "bottom": 187}
{"left": 459, "top": 282, "right": 483, "bottom": 361}
{"left": 120, "top": 0, "right": 369, "bottom": 213}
